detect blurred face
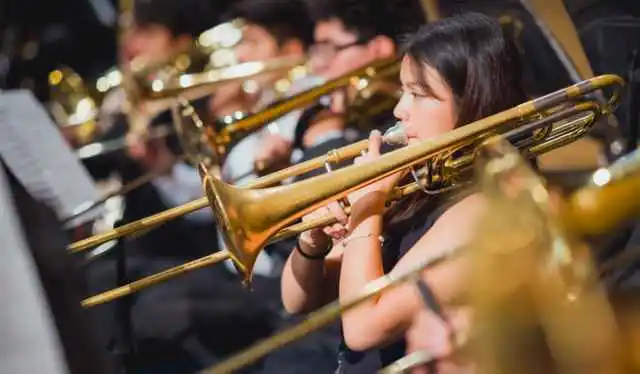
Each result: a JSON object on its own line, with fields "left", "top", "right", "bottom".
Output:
{"left": 235, "top": 24, "right": 281, "bottom": 63}
{"left": 235, "top": 23, "right": 305, "bottom": 87}
{"left": 121, "top": 24, "right": 184, "bottom": 64}
{"left": 393, "top": 55, "right": 457, "bottom": 145}
{"left": 311, "top": 18, "right": 375, "bottom": 80}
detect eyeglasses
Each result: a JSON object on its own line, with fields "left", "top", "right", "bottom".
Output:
{"left": 309, "top": 38, "right": 369, "bottom": 60}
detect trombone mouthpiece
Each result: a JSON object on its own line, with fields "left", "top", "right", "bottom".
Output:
{"left": 383, "top": 122, "right": 408, "bottom": 146}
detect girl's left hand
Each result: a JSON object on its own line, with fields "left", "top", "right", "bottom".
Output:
{"left": 347, "top": 130, "right": 406, "bottom": 206}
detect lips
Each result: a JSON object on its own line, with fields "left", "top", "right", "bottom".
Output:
{"left": 407, "top": 137, "right": 420, "bottom": 146}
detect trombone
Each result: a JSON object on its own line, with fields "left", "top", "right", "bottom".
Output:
{"left": 77, "top": 74, "right": 623, "bottom": 307}
{"left": 202, "top": 137, "right": 640, "bottom": 374}
{"left": 57, "top": 55, "right": 310, "bottom": 160}
{"left": 68, "top": 57, "right": 401, "bottom": 247}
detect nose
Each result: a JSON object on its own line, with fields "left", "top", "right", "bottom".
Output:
{"left": 310, "top": 52, "right": 329, "bottom": 76}
{"left": 235, "top": 43, "right": 252, "bottom": 63}
{"left": 393, "top": 94, "right": 409, "bottom": 122}
{"left": 121, "top": 35, "right": 138, "bottom": 62}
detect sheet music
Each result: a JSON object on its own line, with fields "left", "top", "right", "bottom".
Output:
{"left": 0, "top": 90, "right": 104, "bottom": 227}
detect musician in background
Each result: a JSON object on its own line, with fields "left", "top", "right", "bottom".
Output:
{"left": 206, "top": 0, "right": 319, "bottom": 279}
{"left": 214, "top": 0, "right": 318, "bottom": 186}
{"left": 98, "top": 0, "right": 216, "bottom": 137}
{"left": 280, "top": 13, "right": 527, "bottom": 373}
{"left": 253, "top": 0, "right": 425, "bottom": 178}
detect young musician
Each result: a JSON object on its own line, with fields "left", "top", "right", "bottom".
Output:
{"left": 254, "top": 0, "right": 425, "bottom": 178}
{"left": 214, "top": 0, "right": 318, "bottom": 186}
{"left": 280, "top": 13, "right": 527, "bottom": 373}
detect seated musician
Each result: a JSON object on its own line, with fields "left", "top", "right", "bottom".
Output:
{"left": 280, "top": 13, "right": 527, "bottom": 373}
{"left": 214, "top": 0, "right": 319, "bottom": 186}
{"left": 85, "top": 0, "right": 218, "bottom": 225}
{"left": 253, "top": 0, "right": 425, "bottom": 179}
{"left": 206, "top": 0, "right": 319, "bottom": 278}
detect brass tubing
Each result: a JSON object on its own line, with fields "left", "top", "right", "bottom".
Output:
{"left": 143, "top": 56, "right": 309, "bottom": 102}
{"left": 82, "top": 250, "right": 230, "bottom": 307}
{"left": 80, "top": 183, "right": 413, "bottom": 307}
{"left": 213, "top": 57, "right": 400, "bottom": 147}
{"left": 68, "top": 197, "right": 209, "bottom": 253}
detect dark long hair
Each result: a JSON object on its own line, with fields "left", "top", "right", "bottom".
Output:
{"left": 386, "top": 12, "right": 527, "bottom": 229}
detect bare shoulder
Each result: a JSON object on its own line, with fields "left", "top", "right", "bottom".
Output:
{"left": 392, "top": 193, "right": 486, "bottom": 272}
{"left": 439, "top": 193, "right": 487, "bottom": 222}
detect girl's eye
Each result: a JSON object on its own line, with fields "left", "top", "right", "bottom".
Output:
{"left": 401, "top": 87, "right": 428, "bottom": 99}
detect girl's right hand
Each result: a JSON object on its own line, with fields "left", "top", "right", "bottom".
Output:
{"left": 297, "top": 201, "right": 349, "bottom": 255}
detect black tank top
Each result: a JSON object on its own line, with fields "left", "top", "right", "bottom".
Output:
{"left": 335, "top": 196, "right": 459, "bottom": 373}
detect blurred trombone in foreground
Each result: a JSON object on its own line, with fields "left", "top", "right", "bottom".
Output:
{"left": 76, "top": 74, "right": 623, "bottom": 307}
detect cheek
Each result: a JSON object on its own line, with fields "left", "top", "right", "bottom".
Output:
{"left": 329, "top": 51, "right": 370, "bottom": 78}
{"left": 146, "top": 37, "right": 174, "bottom": 60}
{"left": 413, "top": 100, "right": 456, "bottom": 139}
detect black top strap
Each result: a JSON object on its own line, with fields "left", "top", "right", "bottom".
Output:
{"left": 415, "top": 279, "right": 445, "bottom": 320}
{"left": 414, "top": 279, "right": 453, "bottom": 374}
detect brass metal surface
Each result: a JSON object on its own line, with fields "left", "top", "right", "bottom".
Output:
{"left": 210, "top": 57, "right": 400, "bottom": 156}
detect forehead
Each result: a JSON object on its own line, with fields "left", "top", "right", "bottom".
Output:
{"left": 242, "top": 23, "right": 273, "bottom": 39}
{"left": 314, "top": 18, "right": 357, "bottom": 43}
{"left": 399, "top": 55, "right": 420, "bottom": 83}
{"left": 400, "top": 55, "right": 441, "bottom": 85}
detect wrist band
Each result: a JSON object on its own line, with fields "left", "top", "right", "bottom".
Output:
{"left": 296, "top": 236, "right": 332, "bottom": 260}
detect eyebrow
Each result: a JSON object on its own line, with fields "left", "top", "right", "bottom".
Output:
{"left": 404, "top": 82, "right": 426, "bottom": 90}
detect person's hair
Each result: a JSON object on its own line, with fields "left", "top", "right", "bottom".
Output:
{"left": 403, "top": 12, "right": 526, "bottom": 127}
{"left": 133, "top": 0, "right": 217, "bottom": 38}
{"left": 386, "top": 12, "right": 527, "bottom": 229}
{"left": 228, "top": 0, "right": 315, "bottom": 48}
{"left": 305, "top": 0, "right": 425, "bottom": 44}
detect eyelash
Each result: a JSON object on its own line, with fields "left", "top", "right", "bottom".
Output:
{"left": 401, "top": 88, "right": 427, "bottom": 99}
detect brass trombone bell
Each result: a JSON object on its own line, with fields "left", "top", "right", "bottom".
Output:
{"left": 203, "top": 74, "right": 624, "bottom": 285}
{"left": 48, "top": 67, "right": 100, "bottom": 146}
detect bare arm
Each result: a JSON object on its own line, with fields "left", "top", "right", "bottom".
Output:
{"left": 338, "top": 194, "right": 485, "bottom": 351}
{"left": 279, "top": 111, "right": 351, "bottom": 312}
{"left": 281, "top": 240, "right": 343, "bottom": 313}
